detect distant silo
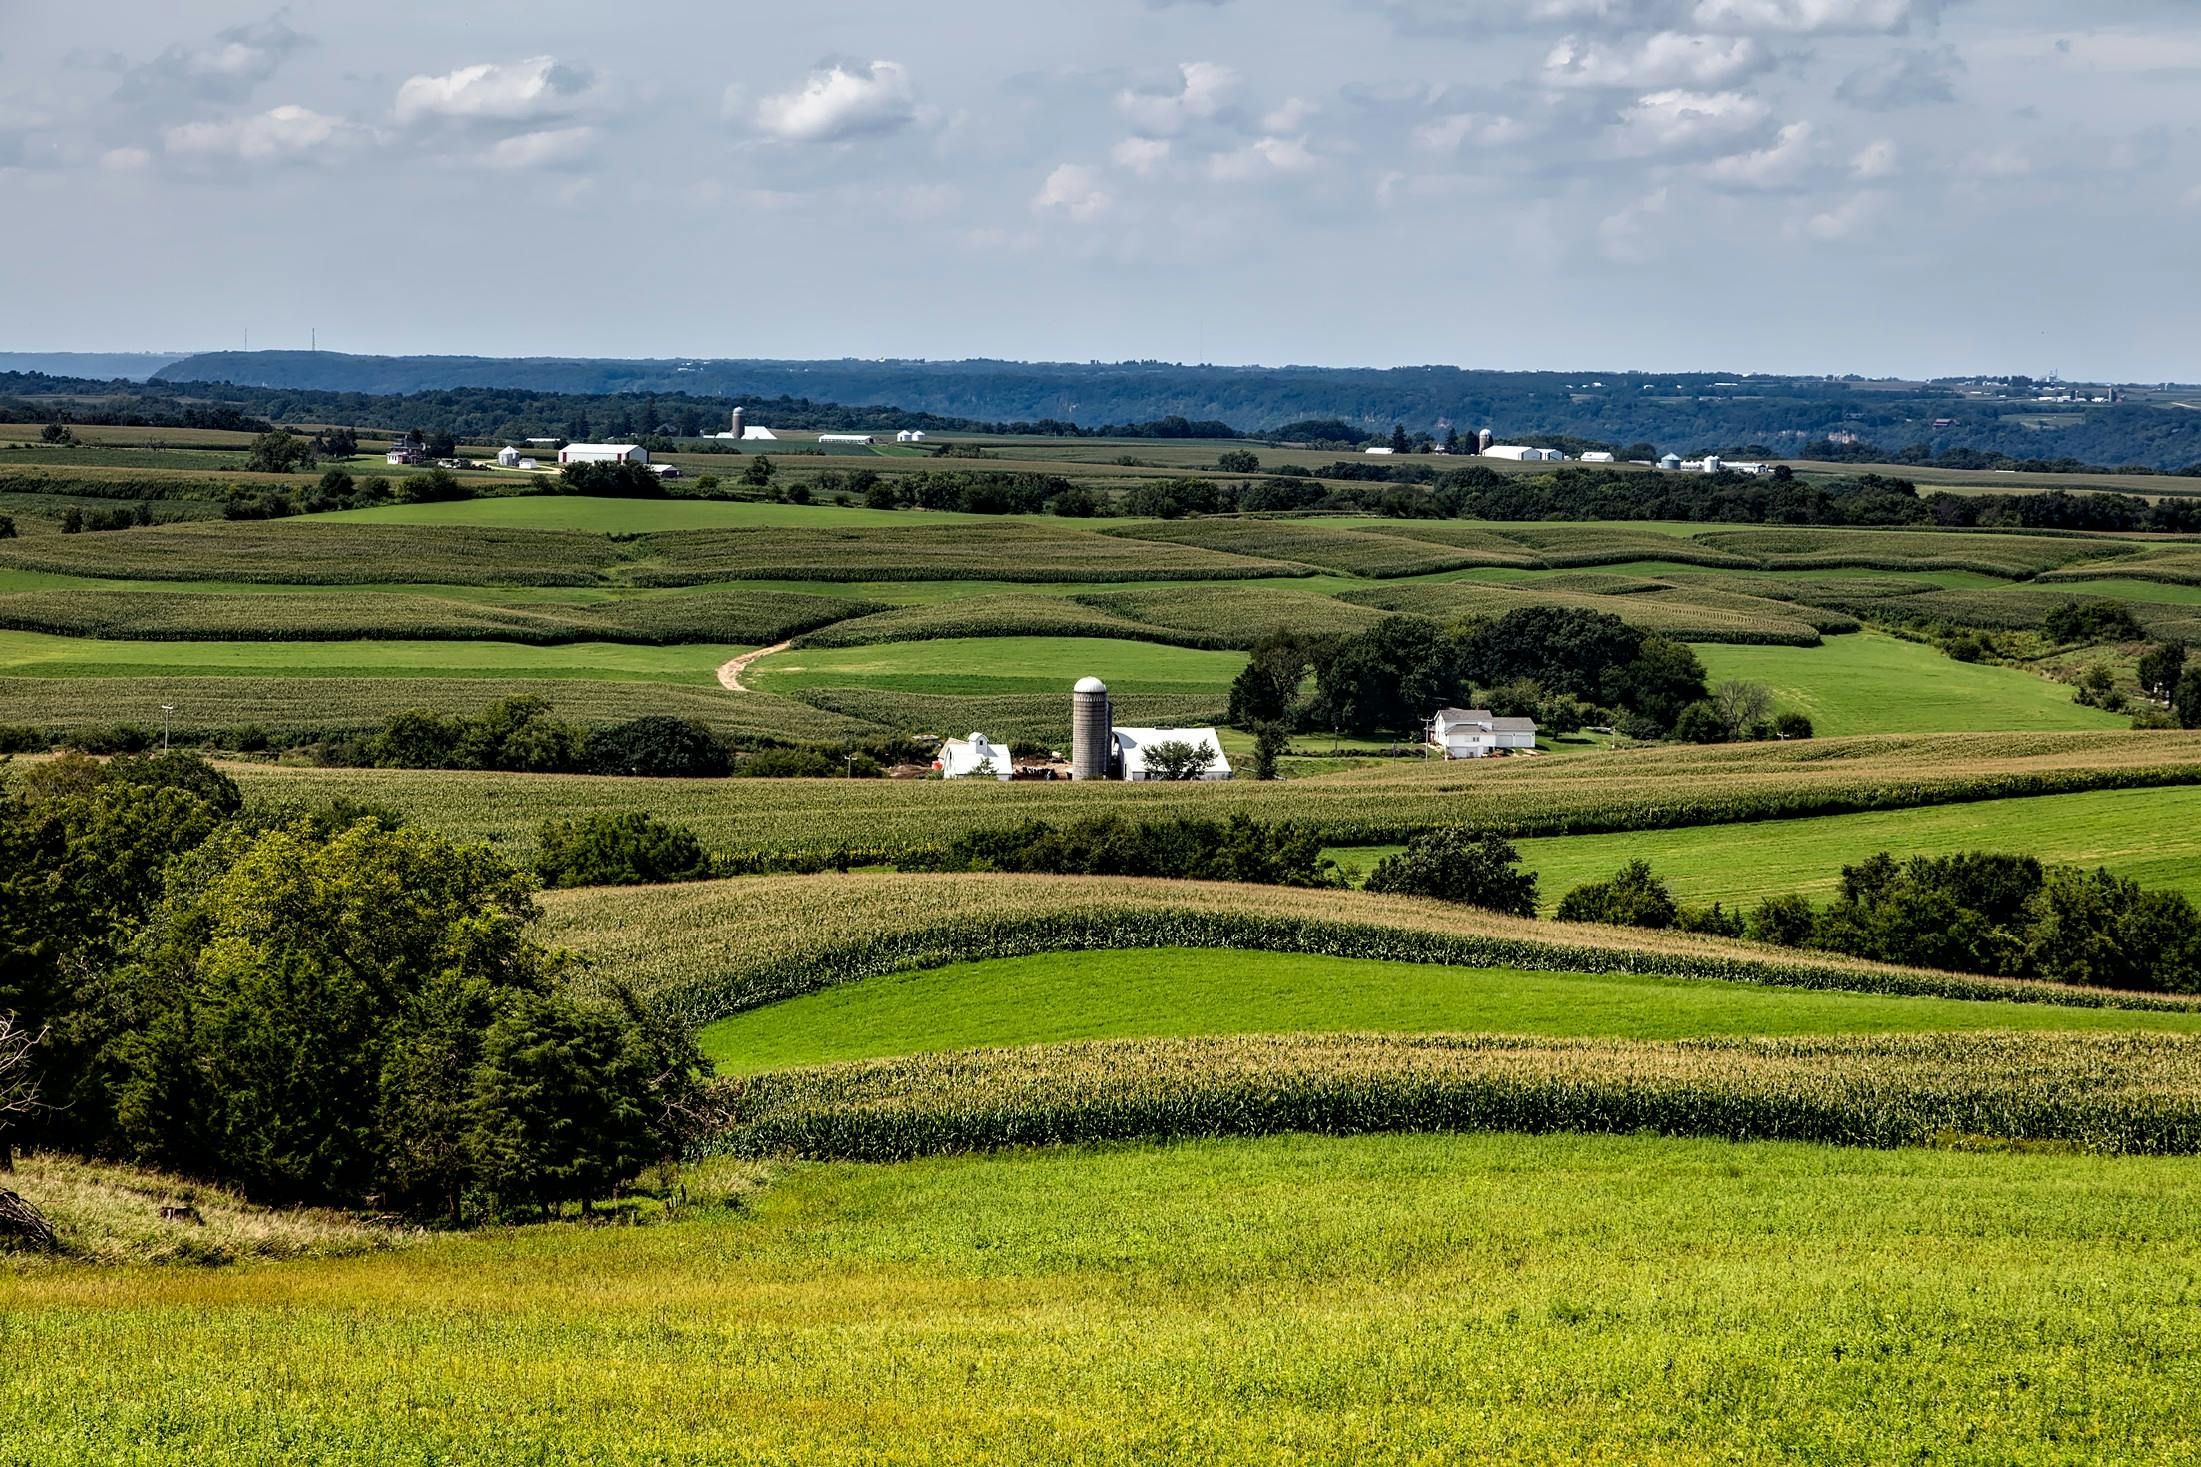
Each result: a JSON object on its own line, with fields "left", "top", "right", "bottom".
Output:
{"left": 730, "top": 406, "right": 747, "bottom": 439}
{"left": 1071, "top": 676, "right": 1113, "bottom": 781}
{"left": 1703, "top": 454, "right": 1724, "bottom": 475}
{"left": 1477, "top": 428, "right": 1495, "bottom": 453}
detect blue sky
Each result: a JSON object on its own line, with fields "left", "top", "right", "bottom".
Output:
{"left": 0, "top": 0, "right": 2195, "bottom": 379}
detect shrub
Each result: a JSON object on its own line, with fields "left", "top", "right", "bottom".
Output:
{"left": 67, "top": 723, "right": 154, "bottom": 755}
{"left": 1672, "top": 702, "right": 1730, "bottom": 744}
{"left": 1747, "top": 893, "right": 1819, "bottom": 947}
{"left": 1217, "top": 450, "right": 1261, "bottom": 473}
{"left": 584, "top": 717, "right": 731, "bottom": 779}
{"left": 0, "top": 725, "right": 46, "bottom": 754}
{"left": 105, "top": 752, "right": 243, "bottom": 815}
{"left": 1363, "top": 830, "right": 1538, "bottom": 917}
{"left": 914, "top": 814, "right": 1338, "bottom": 888}
{"left": 396, "top": 468, "right": 470, "bottom": 504}
{"left": 1677, "top": 902, "right": 1745, "bottom": 938}
{"left": 535, "top": 812, "right": 714, "bottom": 889}
{"left": 1771, "top": 711, "right": 1815, "bottom": 740}
{"left": 2044, "top": 600, "right": 2145, "bottom": 646}
{"left": 1555, "top": 861, "right": 1681, "bottom": 930}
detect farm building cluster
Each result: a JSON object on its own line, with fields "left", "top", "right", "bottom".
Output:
{"left": 1367, "top": 425, "right": 1775, "bottom": 475}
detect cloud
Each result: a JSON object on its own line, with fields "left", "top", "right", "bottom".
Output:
{"left": 1111, "top": 137, "right": 1174, "bottom": 174}
{"left": 1963, "top": 145, "right": 2030, "bottom": 179}
{"left": 1116, "top": 62, "right": 1239, "bottom": 137}
{"left": 1689, "top": 0, "right": 1943, "bottom": 35}
{"left": 99, "top": 146, "right": 152, "bottom": 172}
{"left": 1702, "top": 120, "right": 1814, "bottom": 187}
{"left": 1850, "top": 138, "right": 1899, "bottom": 178}
{"left": 1611, "top": 89, "right": 1772, "bottom": 155}
{"left": 1599, "top": 187, "right": 1671, "bottom": 262}
{"left": 1836, "top": 46, "right": 1964, "bottom": 108}
{"left": 165, "top": 104, "right": 360, "bottom": 164}
{"left": 753, "top": 60, "right": 921, "bottom": 143}
{"left": 1801, "top": 191, "right": 1885, "bottom": 240}
{"left": 1412, "top": 112, "right": 1532, "bottom": 153}
{"left": 1032, "top": 163, "right": 1111, "bottom": 220}
{"left": 481, "top": 126, "right": 597, "bottom": 170}
{"left": 1545, "top": 32, "right": 1768, "bottom": 89}
{"left": 1208, "top": 135, "right": 1319, "bottom": 181}
{"left": 116, "top": 14, "right": 310, "bottom": 104}
{"left": 395, "top": 56, "right": 593, "bottom": 126}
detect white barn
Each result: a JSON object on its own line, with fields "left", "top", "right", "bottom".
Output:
{"left": 935, "top": 732, "right": 1012, "bottom": 780}
{"left": 712, "top": 425, "right": 780, "bottom": 441}
{"left": 557, "top": 443, "right": 648, "bottom": 466}
{"left": 819, "top": 433, "right": 877, "bottom": 446}
{"left": 1112, "top": 726, "right": 1232, "bottom": 782}
{"left": 1481, "top": 445, "right": 1566, "bottom": 462}
{"left": 1428, "top": 708, "right": 1538, "bottom": 759}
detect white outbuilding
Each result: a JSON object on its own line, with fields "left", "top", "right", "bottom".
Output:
{"left": 711, "top": 425, "right": 780, "bottom": 441}
{"left": 557, "top": 443, "right": 648, "bottom": 466}
{"left": 819, "top": 433, "right": 878, "bottom": 445}
{"left": 1363, "top": 446, "right": 1397, "bottom": 456}
{"left": 1580, "top": 451, "right": 1616, "bottom": 464}
{"left": 496, "top": 445, "right": 522, "bottom": 467}
{"left": 896, "top": 429, "right": 928, "bottom": 443}
{"left": 1481, "top": 445, "right": 1566, "bottom": 462}
{"left": 1111, "top": 726, "right": 1232, "bottom": 782}
{"left": 935, "top": 732, "right": 1013, "bottom": 780}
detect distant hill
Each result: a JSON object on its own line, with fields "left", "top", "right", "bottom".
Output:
{"left": 1, "top": 352, "right": 188, "bottom": 382}
{"left": 113, "top": 350, "right": 2201, "bottom": 472}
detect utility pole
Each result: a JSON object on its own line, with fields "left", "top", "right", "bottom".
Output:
{"left": 160, "top": 704, "right": 174, "bottom": 751}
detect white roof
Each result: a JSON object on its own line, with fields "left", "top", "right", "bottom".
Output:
{"left": 1074, "top": 676, "right": 1108, "bottom": 694}
{"left": 563, "top": 443, "right": 641, "bottom": 453}
{"left": 1113, "top": 726, "right": 1230, "bottom": 778}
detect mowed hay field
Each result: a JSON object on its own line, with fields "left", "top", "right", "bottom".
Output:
{"left": 11, "top": 1133, "right": 2201, "bottom": 1463}
{"left": 696, "top": 946, "right": 2201, "bottom": 1073}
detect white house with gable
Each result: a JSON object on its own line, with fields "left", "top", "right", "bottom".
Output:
{"left": 1428, "top": 708, "right": 1538, "bottom": 759}
{"left": 935, "top": 732, "right": 1013, "bottom": 780}
{"left": 1112, "top": 726, "right": 1232, "bottom": 781}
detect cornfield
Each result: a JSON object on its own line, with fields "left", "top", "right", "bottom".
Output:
{"left": 539, "top": 870, "right": 2201, "bottom": 1029}
{"left": 700, "top": 1030, "right": 2201, "bottom": 1160}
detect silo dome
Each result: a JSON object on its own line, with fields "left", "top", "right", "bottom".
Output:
{"left": 1074, "top": 676, "right": 1109, "bottom": 694}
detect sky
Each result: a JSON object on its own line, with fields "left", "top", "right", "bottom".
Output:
{"left": 0, "top": 0, "right": 2196, "bottom": 380}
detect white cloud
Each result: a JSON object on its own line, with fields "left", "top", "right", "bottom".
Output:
{"left": 117, "top": 15, "right": 310, "bottom": 104}
{"left": 481, "top": 126, "right": 596, "bottom": 170}
{"left": 1836, "top": 46, "right": 1964, "bottom": 109}
{"left": 1545, "top": 32, "right": 1768, "bottom": 89}
{"left": 1963, "top": 145, "right": 2030, "bottom": 179}
{"left": 1702, "top": 120, "right": 1814, "bottom": 187}
{"left": 753, "top": 61, "right": 921, "bottom": 144}
{"left": 1611, "top": 89, "right": 1771, "bottom": 155}
{"left": 1412, "top": 111, "right": 1532, "bottom": 153}
{"left": 1690, "top": 0, "right": 1937, "bottom": 35}
{"left": 165, "top": 104, "right": 359, "bottom": 164}
{"left": 1032, "top": 162, "right": 1111, "bottom": 220}
{"left": 395, "top": 57, "right": 592, "bottom": 126}
{"left": 1801, "top": 190, "right": 1885, "bottom": 240}
{"left": 1116, "top": 62, "right": 1238, "bottom": 137}
{"left": 99, "top": 146, "right": 152, "bottom": 173}
{"left": 1209, "top": 135, "right": 1318, "bottom": 181}
{"left": 1599, "top": 187, "right": 1671, "bottom": 262}
{"left": 1111, "top": 137, "right": 1174, "bottom": 174}
{"left": 1851, "top": 138, "right": 1899, "bottom": 178}
{"left": 1262, "top": 98, "right": 1318, "bottom": 133}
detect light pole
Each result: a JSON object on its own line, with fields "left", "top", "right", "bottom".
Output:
{"left": 160, "top": 704, "right": 175, "bottom": 752}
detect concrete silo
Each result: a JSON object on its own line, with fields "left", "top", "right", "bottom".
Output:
{"left": 730, "top": 406, "right": 747, "bottom": 439}
{"left": 1071, "top": 676, "right": 1114, "bottom": 781}
{"left": 1476, "top": 428, "right": 1495, "bottom": 454}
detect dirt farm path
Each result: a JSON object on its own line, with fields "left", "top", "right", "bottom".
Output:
{"left": 717, "top": 641, "right": 793, "bottom": 693}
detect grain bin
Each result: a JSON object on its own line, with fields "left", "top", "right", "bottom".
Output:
{"left": 1071, "top": 676, "right": 1113, "bottom": 781}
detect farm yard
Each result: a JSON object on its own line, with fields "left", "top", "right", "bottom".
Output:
{"left": 10, "top": 415, "right": 2201, "bottom": 1466}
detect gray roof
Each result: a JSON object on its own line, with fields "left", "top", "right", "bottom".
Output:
{"left": 1491, "top": 717, "right": 1539, "bottom": 733}
{"left": 1433, "top": 708, "right": 1493, "bottom": 723}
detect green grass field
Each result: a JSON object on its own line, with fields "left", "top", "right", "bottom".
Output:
{"left": 696, "top": 947, "right": 2201, "bottom": 1073}
{"left": 10, "top": 1132, "right": 2201, "bottom": 1463}
{"left": 747, "top": 634, "right": 1246, "bottom": 698}
{"left": 0, "top": 628, "right": 746, "bottom": 682}
{"left": 1694, "top": 631, "right": 2125, "bottom": 734}
{"left": 1330, "top": 784, "right": 2201, "bottom": 907}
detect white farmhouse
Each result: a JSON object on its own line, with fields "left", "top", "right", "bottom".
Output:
{"left": 1112, "top": 726, "right": 1232, "bottom": 781}
{"left": 557, "top": 443, "right": 648, "bottom": 466}
{"left": 935, "top": 732, "right": 1013, "bottom": 780}
{"left": 1428, "top": 708, "right": 1538, "bottom": 759}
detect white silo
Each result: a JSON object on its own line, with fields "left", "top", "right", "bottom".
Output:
{"left": 1477, "top": 428, "right": 1495, "bottom": 453}
{"left": 730, "top": 406, "right": 747, "bottom": 439}
{"left": 1071, "top": 676, "right": 1113, "bottom": 781}
{"left": 1703, "top": 454, "right": 1723, "bottom": 475}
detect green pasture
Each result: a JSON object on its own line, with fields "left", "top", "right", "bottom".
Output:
{"left": 0, "top": 629, "right": 746, "bottom": 683}
{"left": 1693, "top": 631, "right": 2125, "bottom": 734}
{"left": 11, "top": 1132, "right": 2201, "bottom": 1462}
{"left": 1330, "top": 785, "right": 2201, "bottom": 908}
{"left": 695, "top": 947, "right": 2201, "bottom": 1073}
{"left": 746, "top": 634, "right": 1246, "bottom": 699}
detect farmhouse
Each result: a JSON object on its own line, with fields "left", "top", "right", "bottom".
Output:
{"left": 385, "top": 442, "right": 428, "bottom": 467}
{"left": 935, "top": 732, "right": 1012, "bottom": 780}
{"left": 1427, "top": 708, "right": 1538, "bottom": 759}
{"left": 557, "top": 443, "right": 648, "bottom": 466}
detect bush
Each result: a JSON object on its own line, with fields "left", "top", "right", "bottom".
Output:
{"left": 1217, "top": 450, "right": 1261, "bottom": 473}
{"left": 1677, "top": 902, "right": 1745, "bottom": 938}
{"left": 1555, "top": 861, "right": 1681, "bottom": 930}
{"left": 67, "top": 723, "right": 154, "bottom": 755}
{"left": 1747, "top": 893, "right": 1819, "bottom": 947}
{"left": 584, "top": 717, "right": 731, "bottom": 779}
{"left": 105, "top": 752, "right": 243, "bottom": 815}
{"left": 1363, "top": 830, "right": 1538, "bottom": 916}
{"left": 914, "top": 814, "right": 1338, "bottom": 888}
{"left": 1771, "top": 711, "right": 1815, "bottom": 740}
{"left": 2044, "top": 600, "right": 2145, "bottom": 646}
{"left": 535, "top": 812, "right": 714, "bottom": 889}
{"left": 1672, "top": 702, "right": 1730, "bottom": 744}
{"left": 396, "top": 468, "right": 470, "bottom": 504}
{"left": 0, "top": 725, "right": 46, "bottom": 754}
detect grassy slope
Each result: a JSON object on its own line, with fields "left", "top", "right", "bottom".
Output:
{"left": 9, "top": 1132, "right": 2201, "bottom": 1462}
{"left": 0, "top": 628, "right": 747, "bottom": 682}
{"left": 696, "top": 947, "right": 2201, "bottom": 1073}
{"left": 1330, "top": 784, "right": 2201, "bottom": 907}
{"left": 747, "top": 634, "right": 1246, "bottom": 698}
{"left": 1694, "top": 631, "right": 2125, "bottom": 735}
